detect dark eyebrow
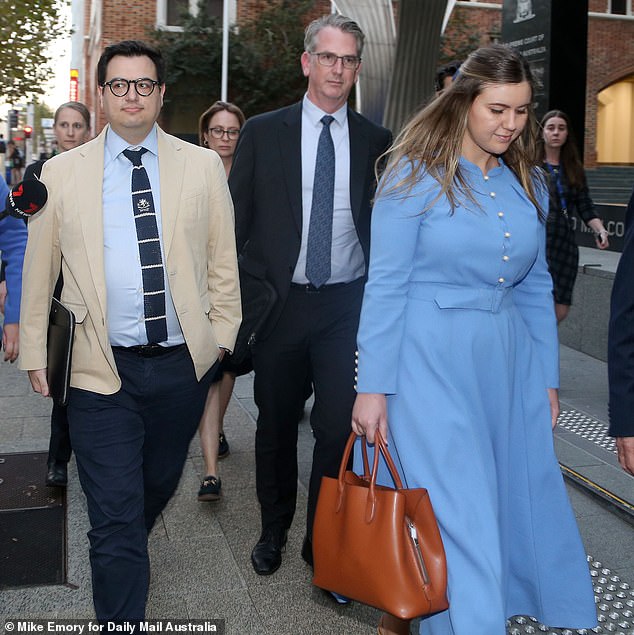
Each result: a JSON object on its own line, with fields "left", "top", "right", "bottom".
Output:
{"left": 487, "top": 102, "right": 531, "bottom": 109}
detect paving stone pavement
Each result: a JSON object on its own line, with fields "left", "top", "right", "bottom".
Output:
{"left": 1, "top": 344, "right": 632, "bottom": 634}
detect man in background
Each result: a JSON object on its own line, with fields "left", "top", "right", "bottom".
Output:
{"left": 608, "top": 185, "right": 634, "bottom": 476}
{"left": 230, "top": 13, "right": 391, "bottom": 578}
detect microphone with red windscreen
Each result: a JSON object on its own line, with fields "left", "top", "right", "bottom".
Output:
{"left": 1, "top": 179, "right": 48, "bottom": 221}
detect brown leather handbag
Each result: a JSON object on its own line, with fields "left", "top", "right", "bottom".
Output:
{"left": 312, "top": 431, "right": 449, "bottom": 620}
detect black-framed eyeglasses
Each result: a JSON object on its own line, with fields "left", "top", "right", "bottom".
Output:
{"left": 102, "top": 77, "right": 160, "bottom": 97}
{"left": 208, "top": 127, "right": 240, "bottom": 140}
{"left": 310, "top": 52, "right": 361, "bottom": 70}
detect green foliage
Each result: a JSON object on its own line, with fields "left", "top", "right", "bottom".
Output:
{"left": 439, "top": 8, "right": 482, "bottom": 68}
{"left": 150, "top": 8, "right": 224, "bottom": 104}
{"left": 0, "top": 0, "right": 69, "bottom": 103}
{"left": 150, "top": 0, "right": 315, "bottom": 133}
{"left": 229, "top": 0, "right": 314, "bottom": 117}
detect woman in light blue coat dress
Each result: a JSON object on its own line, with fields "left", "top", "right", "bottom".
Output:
{"left": 351, "top": 45, "right": 597, "bottom": 635}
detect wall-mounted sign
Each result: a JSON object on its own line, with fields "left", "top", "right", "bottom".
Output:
{"left": 501, "top": 0, "right": 589, "bottom": 158}
{"left": 70, "top": 69, "right": 79, "bottom": 102}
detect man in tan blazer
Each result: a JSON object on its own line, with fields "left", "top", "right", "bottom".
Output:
{"left": 19, "top": 40, "right": 240, "bottom": 622}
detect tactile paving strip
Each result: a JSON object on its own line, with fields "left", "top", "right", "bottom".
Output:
{"left": 507, "top": 556, "right": 634, "bottom": 634}
{"left": 557, "top": 410, "right": 617, "bottom": 454}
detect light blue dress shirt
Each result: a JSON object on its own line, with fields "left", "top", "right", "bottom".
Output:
{"left": 292, "top": 95, "right": 365, "bottom": 285}
{"left": 102, "top": 125, "right": 184, "bottom": 347}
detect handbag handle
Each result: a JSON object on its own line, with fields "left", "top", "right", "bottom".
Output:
{"left": 337, "top": 432, "right": 405, "bottom": 522}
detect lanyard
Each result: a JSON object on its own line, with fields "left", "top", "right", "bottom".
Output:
{"left": 545, "top": 162, "right": 568, "bottom": 217}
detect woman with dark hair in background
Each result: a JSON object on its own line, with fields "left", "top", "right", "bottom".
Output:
{"left": 352, "top": 45, "right": 597, "bottom": 635}
{"left": 24, "top": 101, "right": 92, "bottom": 487}
{"left": 196, "top": 100, "right": 245, "bottom": 501}
{"left": 539, "top": 109, "right": 609, "bottom": 322}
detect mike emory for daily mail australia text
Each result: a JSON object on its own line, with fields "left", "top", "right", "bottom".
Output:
{"left": 4, "top": 620, "right": 223, "bottom": 635}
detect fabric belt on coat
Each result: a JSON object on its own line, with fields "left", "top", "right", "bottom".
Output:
{"left": 407, "top": 282, "right": 514, "bottom": 313}
{"left": 111, "top": 343, "right": 186, "bottom": 358}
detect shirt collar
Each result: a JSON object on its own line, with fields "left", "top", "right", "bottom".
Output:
{"left": 302, "top": 94, "right": 348, "bottom": 128}
{"left": 105, "top": 124, "right": 159, "bottom": 164}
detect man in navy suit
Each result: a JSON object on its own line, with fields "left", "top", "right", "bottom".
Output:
{"left": 229, "top": 13, "right": 391, "bottom": 576}
{"left": 608, "top": 186, "right": 634, "bottom": 476}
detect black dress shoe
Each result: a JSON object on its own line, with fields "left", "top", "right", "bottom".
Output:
{"left": 251, "top": 527, "right": 287, "bottom": 575}
{"left": 301, "top": 534, "right": 314, "bottom": 568}
{"left": 45, "top": 461, "right": 68, "bottom": 487}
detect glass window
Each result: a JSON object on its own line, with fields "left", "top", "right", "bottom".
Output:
{"left": 167, "top": 0, "right": 188, "bottom": 26}
{"left": 610, "top": 0, "right": 627, "bottom": 14}
{"left": 202, "top": 0, "right": 223, "bottom": 18}
{"left": 165, "top": 0, "right": 222, "bottom": 27}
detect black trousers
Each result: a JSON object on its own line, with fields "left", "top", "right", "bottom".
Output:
{"left": 68, "top": 346, "right": 217, "bottom": 622}
{"left": 252, "top": 279, "right": 363, "bottom": 539}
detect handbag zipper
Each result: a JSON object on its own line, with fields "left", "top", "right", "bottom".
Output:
{"left": 407, "top": 518, "right": 430, "bottom": 585}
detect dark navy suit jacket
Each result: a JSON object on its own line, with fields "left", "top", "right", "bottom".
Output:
{"left": 229, "top": 101, "right": 391, "bottom": 340}
{"left": 608, "top": 186, "right": 634, "bottom": 437}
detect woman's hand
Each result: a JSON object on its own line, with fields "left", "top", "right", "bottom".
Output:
{"left": 351, "top": 393, "right": 387, "bottom": 443}
{"left": 547, "top": 387, "right": 560, "bottom": 429}
{"left": 594, "top": 231, "right": 610, "bottom": 250}
{"left": 588, "top": 219, "right": 609, "bottom": 250}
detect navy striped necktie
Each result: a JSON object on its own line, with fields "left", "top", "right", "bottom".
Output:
{"left": 122, "top": 148, "right": 168, "bottom": 344}
{"left": 306, "top": 114, "right": 335, "bottom": 288}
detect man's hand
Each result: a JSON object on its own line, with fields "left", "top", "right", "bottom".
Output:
{"left": 2, "top": 322, "right": 19, "bottom": 362}
{"left": 615, "top": 437, "right": 634, "bottom": 476}
{"left": 28, "top": 369, "right": 50, "bottom": 397}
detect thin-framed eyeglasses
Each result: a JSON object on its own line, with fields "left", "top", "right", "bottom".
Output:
{"left": 208, "top": 127, "right": 240, "bottom": 140}
{"left": 309, "top": 52, "right": 361, "bottom": 70}
{"left": 102, "top": 78, "right": 160, "bottom": 97}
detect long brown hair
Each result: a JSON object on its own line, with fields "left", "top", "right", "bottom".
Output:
{"left": 378, "top": 44, "right": 544, "bottom": 216}
{"left": 538, "top": 109, "right": 586, "bottom": 190}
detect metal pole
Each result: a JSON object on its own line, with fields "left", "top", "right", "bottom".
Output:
{"left": 221, "top": 0, "right": 229, "bottom": 101}
{"left": 26, "top": 103, "right": 35, "bottom": 165}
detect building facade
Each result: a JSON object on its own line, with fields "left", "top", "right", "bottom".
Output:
{"left": 71, "top": 0, "right": 633, "bottom": 166}
{"left": 444, "top": 0, "right": 634, "bottom": 165}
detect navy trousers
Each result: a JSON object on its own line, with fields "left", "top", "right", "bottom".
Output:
{"left": 48, "top": 403, "right": 72, "bottom": 464}
{"left": 68, "top": 346, "right": 217, "bottom": 622}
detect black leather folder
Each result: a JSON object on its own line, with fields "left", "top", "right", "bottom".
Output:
{"left": 47, "top": 298, "right": 75, "bottom": 406}
{"left": 230, "top": 259, "right": 278, "bottom": 366}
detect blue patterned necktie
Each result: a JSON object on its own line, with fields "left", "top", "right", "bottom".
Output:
{"left": 306, "top": 114, "right": 335, "bottom": 288}
{"left": 122, "top": 148, "right": 168, "bottom": 344}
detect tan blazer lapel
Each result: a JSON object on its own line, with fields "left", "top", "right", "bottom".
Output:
{"left": 75, "top": 127, "right": 108, "bottom": 320}
{"left": 157, "top": 128, "right": 185, "bottom": 257}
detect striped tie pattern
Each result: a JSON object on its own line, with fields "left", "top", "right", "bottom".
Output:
{"left": 306, "top": 115, "right": 335, "bottom": 288}
{"left": 122, "top": 148, "right": 168, "bottom": 344}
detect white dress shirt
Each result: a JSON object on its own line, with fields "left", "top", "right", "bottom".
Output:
{"left": 292, "top": 95, "right": 365, "bottom": 285}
